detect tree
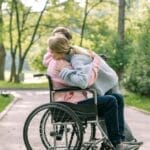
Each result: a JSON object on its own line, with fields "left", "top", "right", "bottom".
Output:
{"left": 80, "top": 0, "right": 103, "bottom": 46}
{"left": 8, "top": 0, "right": 49, "bottom": 82}
{"left": 118, "top": 0, "right": 125, "bottom": 44}
{"left": 124, "top": 11, "right": 150, "bottom": 96}
{"left": 116, "top": 0, "right": 126, "bottom": 79}
{"left": 0, "top": 0, "right": 6, "bottom": 80}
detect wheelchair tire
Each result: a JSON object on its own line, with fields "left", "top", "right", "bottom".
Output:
{"left": 40, "top": 108, "right": 97, "bottom": 150}
{"left": 23, "top": 102, "right": 83, "bottom": 150}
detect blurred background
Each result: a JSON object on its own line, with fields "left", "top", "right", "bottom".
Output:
{"left": 0, "top": 0, "right": 149, "bottom": 97}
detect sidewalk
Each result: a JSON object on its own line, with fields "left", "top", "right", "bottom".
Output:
{"left": 0, "top": 90, "right": 150, "bottom": 150}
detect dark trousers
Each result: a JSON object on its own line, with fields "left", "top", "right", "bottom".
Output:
{"left": 78, "top": 93, "right": 125, "bottom": 145}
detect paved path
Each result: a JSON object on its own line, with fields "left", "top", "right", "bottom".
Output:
{"left": 0, "top": 90, "right": 150, "bottom": 150}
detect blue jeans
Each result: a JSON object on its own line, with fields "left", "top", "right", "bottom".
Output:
{"left": 78, "top": 93, "right": 125, "bottom": 145}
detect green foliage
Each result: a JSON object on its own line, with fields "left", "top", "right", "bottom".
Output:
{"left": 0, "top": 81, "right": 48, "bottom": 89}
{"left": 95, "top": 33, "right": 134, "bottom": 79}
{"left": 124, "top": 12, "right": 150, "bottom": 96}
{"left": 28, "top": 49, "right": 47, "bottom": 72}
{"left": 0, "top": 95, "right": 13, "bottom": 112}
{"left": 124, "top": 90, "right": 150, "bottom": 112}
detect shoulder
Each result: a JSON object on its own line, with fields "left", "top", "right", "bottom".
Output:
{"left": 43, "top": 51, "right": 53, "bottom": 66}
{"left": 73, "top": 45, "right": 87, "bottom": 51}
{"left": 72, "top": 54, "right": 92, "bottom": 61}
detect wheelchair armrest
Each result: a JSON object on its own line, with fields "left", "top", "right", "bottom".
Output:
{"left": 33, "top": 73, "right": 45, "bottom": 77}
{"left": 54, "top": 87, "right": 90, "bottom": 92}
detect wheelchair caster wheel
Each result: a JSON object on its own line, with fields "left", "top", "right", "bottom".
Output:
{"left": 56, "top": 134, "right": 62, "bottom": 140}
{"left": 91, "top": 146, "right": 98, "bottom": 150}
{"left": 100, "top": 142, "right": 114, "bottom": 150}
{"left": 50, "top": 127, "right": 70, "bottom": 140}
{"left": 50, "top": 131, "right": 57, "bottom": 136}
{"left": 50, "top": 131, "right": 63, "bottom": 140}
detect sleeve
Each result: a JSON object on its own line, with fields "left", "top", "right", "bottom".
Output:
{"left": 111, "top": 84, "right": 121, "bottom": 94}
{"left": 59, "top": 67, "right": 89, "bottom": 89}
{"left": 59, "top": 55, "right": 100, "bottom": 89}
{"left": 43, "top": 51, "right": 53, "bottom": 67}
{"left": 88, "top": 55, "right": 101, "bottom": 86}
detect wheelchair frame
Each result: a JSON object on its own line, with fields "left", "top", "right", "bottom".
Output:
{"left": 23, "top": 74, "right": 115, "bottom": 150}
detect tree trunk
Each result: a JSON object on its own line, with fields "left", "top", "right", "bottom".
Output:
{"left": 117, "top": 0, "right": 126, "bottom": 80}
{"left": 118, "top": 0, "right": 125, "bottom": 45}
{"left": 0, "top": 44, "right": 5, "bottom": 80}
{"left": 9, "top": 54, "right": 16, "bottom": 82}
{"left": 80, "top": 0, "right": 102, "bottom": 46}
{"left": 0, "top": 0, "right": 5, "bottom": 80}
{"left": 9, "top": 0, "right": 49, "bottom": 83}
{"left": 80, "top": 0, "right": 88, "bottom": 46}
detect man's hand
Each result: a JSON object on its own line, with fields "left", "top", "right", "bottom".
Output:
{"left": 72, "top": 46, "right": 97, "bottom": 59}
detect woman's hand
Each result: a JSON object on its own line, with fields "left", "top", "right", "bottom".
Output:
{"left": 56, "top": 60, "right": 71, "bottom": 72}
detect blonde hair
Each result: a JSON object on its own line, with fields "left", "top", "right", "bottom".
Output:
{"left": 52, "top": 27, "right": 72, "bottom": 40}
{"left": 48, "top": 35, "right": 71, "bottom": 54}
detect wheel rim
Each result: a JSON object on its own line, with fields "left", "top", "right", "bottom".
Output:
{"left": 23, "top": 103, "right": 83, "bottom": 150}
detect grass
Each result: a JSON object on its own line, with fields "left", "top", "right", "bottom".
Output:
{"left": 0, "top": 81, "right": 48, "bottom": 89}
{"left": 124, "top": 91, "right": 150, "bottom": 112}
{"left": 0, "top": 81, "right": 150, "bottom": 112}
{"left": 0, "top": 95, "right": 13, "bottom": 112}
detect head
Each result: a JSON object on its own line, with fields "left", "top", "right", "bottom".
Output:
{"left": 52, "top": 27, "right": 72, "bottom": 41}
{"left": 48, "top": 35, "right": 71, "bottom": 60}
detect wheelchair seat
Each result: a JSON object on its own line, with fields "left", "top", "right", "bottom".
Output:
{"left": 57, "top": 102, "right": 97, "bottom": 121}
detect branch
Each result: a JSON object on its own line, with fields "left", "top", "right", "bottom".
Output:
{"left": 22, "top": 0, "right": 49, "bottom": 61}
{"left": 14, "top": 0, "right": 22, "bottom": 61}
{"left": 21, "top": 7, "right": 32, "bottom": 31}
{"left": 9, "top": 0, "right": 15, "bottom": 56}
{"left": 87, "top": 1, "right": 102, "bottom": 15}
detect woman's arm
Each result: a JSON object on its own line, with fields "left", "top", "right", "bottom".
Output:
{"left": 59, "top": 53, "right": 100, "bottom": 89}
{"left": 59, "top": 67, "right": 89, "bottom": 89}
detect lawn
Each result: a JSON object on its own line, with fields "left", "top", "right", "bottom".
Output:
{"left": 0, "top": 95, "right": 13, "bottom": 112}
{"left": 0, "top": 81, "right": 150, "bottom": 113}
{"left": 124, "top": 91, "right": 150, "bottom": 112}
{"left": 0, "top": 81, "right": 48, "bottom": 89}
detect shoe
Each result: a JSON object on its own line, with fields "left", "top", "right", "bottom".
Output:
{"left": 116, "top": 142, "right": 140, "bottom": 150}
{"left": 123, "top": 141, "right": 143, "bottom": 146}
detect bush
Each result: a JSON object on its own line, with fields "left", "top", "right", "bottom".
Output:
{"left": 124, "top": 13, "right": 150, "bottom": 96}
{"left": 28, "top": 49, "right": 47, "bottom": 72}
{"left": 95, "top": 33, "right": 134, "bottom": 79}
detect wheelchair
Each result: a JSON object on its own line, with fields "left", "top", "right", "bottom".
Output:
{"left": 23, "top": 74, "right": 141, "bottom": 150}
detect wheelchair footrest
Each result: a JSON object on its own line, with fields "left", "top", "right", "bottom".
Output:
{"left": 50, "top": 127, "right": 70, "bottom": 140}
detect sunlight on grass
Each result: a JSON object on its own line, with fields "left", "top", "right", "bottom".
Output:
{"left": 0, "top": 95, "right": 13, "bottom": 112}
{"left": 124, "top": 91, "right": 150, "bottom": 112}
{"left": 0, "top": 81, "right": 48, "bottom": 89}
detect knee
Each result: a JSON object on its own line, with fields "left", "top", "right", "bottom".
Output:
{"left": 107, "top": 95, "right": 118, "bottom": 109}
{"left": 112, "top": 93, "right": 124, "bottom": 107}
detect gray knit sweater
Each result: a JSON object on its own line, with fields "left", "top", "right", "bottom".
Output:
{"left": 59, "top": 54, "right": 120, "bottom": 96}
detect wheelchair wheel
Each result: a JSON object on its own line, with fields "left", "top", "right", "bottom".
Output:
{"left": 40, "top": 107, "right": 97, "bottom": 150}
{"left": 23, "top": 103, "right": 83, "bottom": 150}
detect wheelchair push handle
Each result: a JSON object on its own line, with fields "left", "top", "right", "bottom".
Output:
{"left": 33, "top": 73, "right": 45, "bottom": 77}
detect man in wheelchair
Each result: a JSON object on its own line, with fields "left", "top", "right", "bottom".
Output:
{"left": 42, "top": 27, "right": 142, "bottom": 150}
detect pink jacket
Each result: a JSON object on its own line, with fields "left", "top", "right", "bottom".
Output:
{"left": 43, "top": 52, "right": 100, "bottom": 103}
